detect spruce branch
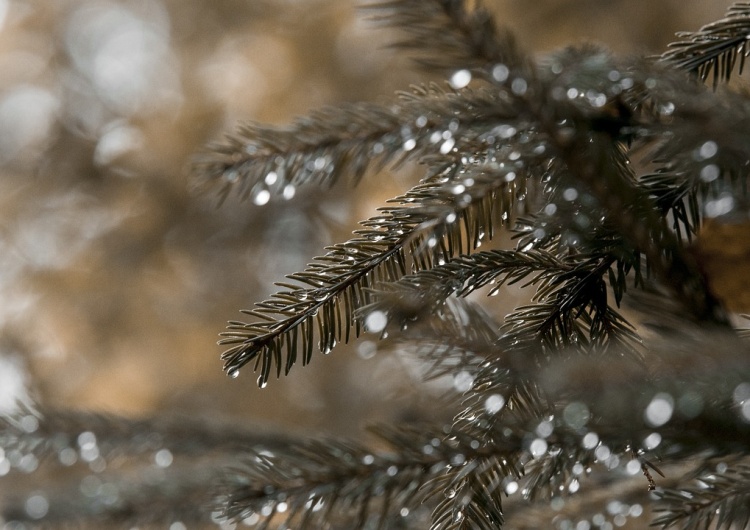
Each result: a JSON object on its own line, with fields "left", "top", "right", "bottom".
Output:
{"left": 193, "top": 85, "right": 524, "bottom": 204}
{"left": 219, "top": 154, "right": 533, "bottom": 386}
{"left": 366, "top": 0, "right": 528, "bottom": 76}
{"left": 653, "top": 464, "right": 750, "bottom": 529}
{"left": 0, "top": 405, "right": 293, "bottom": 463}
{"left": 660, "top": 2, "right": 750, "bottom": 86}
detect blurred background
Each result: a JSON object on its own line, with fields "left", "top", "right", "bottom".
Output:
{"left": 0, "top": 0, "right": 731, "bottom": 442}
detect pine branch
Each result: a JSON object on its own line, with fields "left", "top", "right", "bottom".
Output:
{"left": 215, "top": 424, "right": 523, "bottom": 529}
{"left": 660, "top": 2, "right": 750, "bottom": 86}
{"left": 219, "top": 150, "right": 538, "bottom": 386}
{"left": 366, "top": 0, "right": 527, "bottom": 76}
{"left": 0, "top": 405, "right": 293, "bottom": 463}
{"left": 654, "top": 464, "right": 750, "bottom": 529}
{"left": 193, "top": 85, "right": 522, "bottom": 204}
{"left": 383, "top": 296, "right": 500, "bottom": 381}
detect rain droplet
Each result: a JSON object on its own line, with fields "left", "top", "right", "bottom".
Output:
{"left": 453, "top": 371, "right": 474, "bottom": 392}
{"left": 253, "top": 189, "right": 271, "bottom": 206}
{"left": 364, "top": 311, "right": 388, "bottom": 333}
{"left": 492, "top": 64, "right": 509, "bottom": 82}
{"left": 700, "top": 164, "right": 719, "bottom": 182}
{"left": 449, "top": 69, "right": 472, "bottom": 89}
{"left": 440, "top": 137, "right": 455, "bottom": 154}
{"left": 229, "top": 369, "right": 239, "bottom": 379}
{"left": 699, "top": 140, "right": 718, "bottom": 160}
{"left": 563, "top": 188, "right": 579, "bottom": 201}
{"left": 264, "top": 171, "right": 278, "bottom": 185}
{"left": 644, "top": 392, "right": 674, "bottom": 427}
{"left": 530, "top": 438, "right": 548, "bottom": 457}
{"left": 445, "top": 212, "right": 457, "bottom": 223}
{"left": 582, "top": 432, "right": 599, "bottom": 449}
{"left": 357, "top": 340, "right": 377, "bottom": 359}
{"left": 154, "top": 448, "right": 173, "bottom": 468}
{"left": 403, "top": 138, "right": 416, "bottom": 151}
{"left": 642, "top": 432, "right": 662, "bottom": 450}
{"left": 257, "top": 376, "right": 268, "bottom": 388}
{"left": 282, "top": 184, "right": 296, "bottom": 200}
{"left": 484, "top": 394, "right": 505, "bottom": 414}
{"left": 25, "top": 493, "right": 49, "bottom": 520}
{"left": 705, "top": 194, "right": 734, "bottom": 217}
{"left": 511, "top": 78, "right": 528, "bottom": 95}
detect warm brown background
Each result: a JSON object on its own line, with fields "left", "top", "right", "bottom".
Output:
{"left": 0, "top": 0, "right": 731, "bottom": 439}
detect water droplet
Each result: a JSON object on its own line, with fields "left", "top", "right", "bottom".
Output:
{"left": 416, "top": 115, "right": 428, "bottom": 128}
{"left": 492, "top": 64, "right": 509, "bottom": 82}
{"left": 253, "top": 189, "right": 271, "bottom": 206}
{"left": 705, "top": 194, "right": 735, "bottom": 217}
{"left": 567, "top": 87, "right": 579, "bottom": 99}
{"left": 453, "top": 371, "right": 474, "bottom": 392}
{"left": 594, "top": 444, "right": 611, "bottom": 461}
{"left": 154, "top": 448, "right": 173, "bottom": 468}
{"left": 582, "top": 431, "right": 599, "bottom": 449}
{"left": 229, "top": 369, "right": 239, "bottom": 379}
{"left": 563, "top": 188, "right": 578, "bottom": 201}
{"left": 224, "top": 170, "right": 239, "bottom": 183}
{"left": 20, "top": 415, "right": 38, "bottom": 433}
{"left": 25, "top": 493, "right": 49, "bottom": 520}
{"left": 264, "top": 171, "right": 278, "bottom": 185}
{"left": 364, "top": 311, "right": 388, "bottom": 333}
{"left": 700, "top": 164, "right": 719, "bottom": 182}
{"left": 644, "top": 392, "right": 674, "bottom": 427}
{"left": 484, "top": 394, "right": 505, "bottom": 414}
{"left": 440, "top": 137, "right": 455, "bottom": 154}
{"left": 449, "top": 69, "right": 472, "bottom": 89}
{"left": 511, "top": 78, "right": 528, "bottom": 95}
{"left": 357, "top": 340, "right": 377, "bottom": 359}
{"left": 530, "top": 438, "right": 548, "bottom": 457}
{"left": 697, "top": 140, "right": 718, "bottom": 160}
{"left": 445, "top": 489, "right": 457, "bottom": 499}
{"left": 276, "top": 502, "right": 288, "bottom": 513}
{"left": 505, "top": 481, "right": 519, "bottom": 495}
{"left": 544, "top": 203, "right": 558, "bottom": 215}
{"left": 451, "top": 184, "right": 466, "bottom": 194}
{"left": 445, "top": 212, "right": 457, "bottom": 224}
{"left": 282, "top": 184, "right": 296, "bottom": 200}
{"left": 257, "top": 376, "right": 268, "bottom": 388}
{"left": 403, "top": 138, "right": 416, "bottom": 151}
{"left": 642, "top": 432, "right": 662, "bottom": 450}
{"left": 659, "top": 101, "right": 675, "bottom": 116}
{"left": 313, "top": 156, "right": 327, "bottom": 170}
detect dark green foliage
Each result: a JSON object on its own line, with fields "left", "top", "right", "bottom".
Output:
{"left": 4, "top": 1, "right": 750, "bottom": 528}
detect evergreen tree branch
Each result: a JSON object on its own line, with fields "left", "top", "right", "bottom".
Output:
{"left": 219, "top": 154, "right": 534, "bottom": 386}
{"left": 193, "top": 85, "right": 522, "bottom": 204}
{"left": 653, "top": 464, "right": 750, "bottom": 529}
{"left": 0, "top": 405, "right": 293, "bottom": 463}
{"left": 660, "top": 2, "right": 750, "bottom": 86}
{"left": 366, "top": 0, "right": 527, "bottom": 76}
